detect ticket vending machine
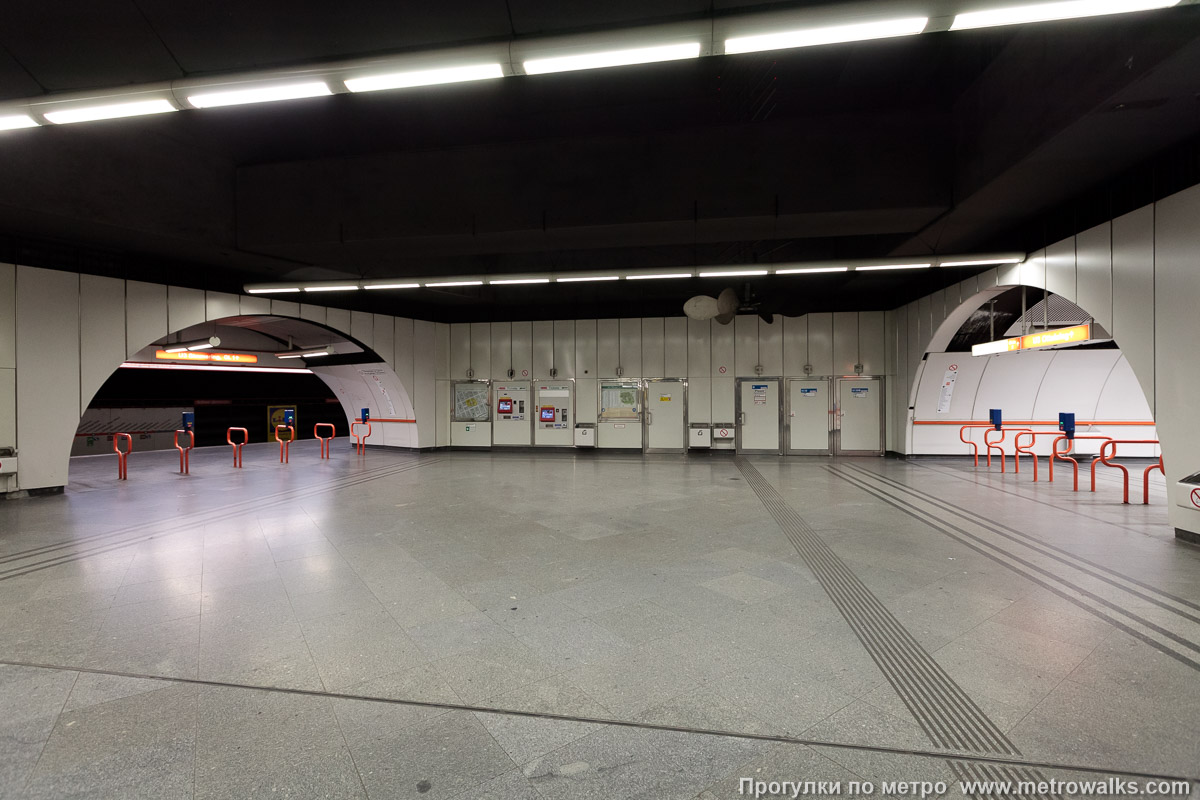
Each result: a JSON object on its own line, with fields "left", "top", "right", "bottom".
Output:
{"left": 492, "top": 381, "right": 532, "bottom": 446}
{"left": 533, "top": 382, "right": 574, "bottom": 447}
{"left": 597, "top": 381, "right": 644, "bottom": 449}
{"left": 450, "top": 380, "right": 492, "bottom": 448}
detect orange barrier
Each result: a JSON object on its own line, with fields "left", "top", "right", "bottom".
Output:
{"left": 274, "top": 424, "right": 295, "bottom": 463}
{"left": 1052, "top": 435, "right": 1114, "bottom": 492}
{"left": 1144, "top": 455, "right": 1165, "bottom": 506}
{"left": 351, "top": 420, "right": 372, "bottom": 455}
{"left": 1097, "top": 440, "right": 1161, "bottom": 504}
{"left": 314, "top": 423, "right": 336, "bottom": 459}
{"left": 1013, "top": 430, "right": 1066, "bottom": 482}
{"left": 174, "top": 429, "right": 194, "bottom": 475}
{"left": 915, "top": 419, "right": 1154, "bottom": 426}
{"left": 984, "top": 427, "right": 1032, "bottom": 473}
{"left": 227, "top": 427, "right": 248, "bottom": 468}
{"left": 958, "top": 423, "right": 995, "bottom": 467}
{"left": 113, "top": 433, "right": 132, "bottom": 480}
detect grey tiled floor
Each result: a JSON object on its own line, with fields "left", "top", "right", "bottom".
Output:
{"left": 0, "top": 442, "right": 1197, "bottom": 799}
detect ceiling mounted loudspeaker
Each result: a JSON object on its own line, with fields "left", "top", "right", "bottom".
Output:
{"left": 682, "top": 287, "right": 758, "bottom": 325}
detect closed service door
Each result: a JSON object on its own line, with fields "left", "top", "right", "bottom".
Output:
{"left": 737, "top": 379, "right": 781, "bottom": 454}
{"left": 836, "top": 378, "right": 883, "bottom": 455}
{"left": 645, "top": 379, "right": 686, "bottom": 452}
{"left": 787, "top": 379, "right": 831, "bottom": 454}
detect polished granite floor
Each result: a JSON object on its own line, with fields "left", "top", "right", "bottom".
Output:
{"left": 0, "top": 442, "right": 1196, "bottom": 799}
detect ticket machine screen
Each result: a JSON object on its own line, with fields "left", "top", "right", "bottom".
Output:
{"left": 498, "top": 398, "right": 513, "bottom": 414}
{"left": 539, "top": 406, "right": 556, "bottom": 422}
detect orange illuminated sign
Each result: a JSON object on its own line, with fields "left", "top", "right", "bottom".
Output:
{"left": 155, "top": 350, "right": 258, "bottom": 364}
{"left": 1020, "top": 323, "right": 1090, "bottom": 350}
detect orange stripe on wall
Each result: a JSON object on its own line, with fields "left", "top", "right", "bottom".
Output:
{"left": 913, "top": 420, "right": 1155, "bottom": 426}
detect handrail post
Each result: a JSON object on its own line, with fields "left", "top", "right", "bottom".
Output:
{"left": 226, "top": 427, "right": 248, "bottom": 468}
{"left": 112, "top": 432, "right": 132, "bottom": 480}
{"left": 351, "top": 419, "right": 372, "bottom": 455}
{"left": 314, "top": 423, "right": 336, "bottom": 459}
{"left": 1144, "top": 455, "right": 1164, "bottom": 505}
{"left": 174, "top": 429, "right": 194, "bottom": 475}
{"left": 274, "top": 424, "right": 295, "bottom": 463}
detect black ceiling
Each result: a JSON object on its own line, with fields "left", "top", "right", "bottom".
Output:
{"left": 1, "top": 1, "right": 1199, "bottom": 322}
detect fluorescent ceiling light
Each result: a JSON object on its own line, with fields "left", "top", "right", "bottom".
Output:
{"left": 950, "top": 0, "right": 1179, "bottom": 30}
{"left": 44, "top": 99, "right": 176, "bottom": 124}
{"left": 856, "top": 263, "right": 931, "bottom": 271}
{"left": 940, "top": 258, "right": 1024, "bottom": 267}
{"left": 187, "top": 82, "right": 332, "bottom": 109}
{"left": 489, "top": 278, "right": 551, "bottom": 285}
{"left": 0, "top": 114, "right": 39, "bottom": 130}
{"left": 303, "top": 285, "right": 359, "bottom": 292}
{"left": 972, "top": 339, "right": 1015, "bottom": 356}
{"left": 424, "top": 280, "right": 483, "bottom": 287}
{"left": 164, "top": 336, "right": 221, "bottom": 353}
{"left": 725, "top": 17, "right": 928, "bottom": 55}
{"left": 627, "top": 273, "right": 693, "bottom": 280}
{"left": 774, "top": 267, "right": 849, "bottom": 274}
{"left": 556, "top": 276, "right": 620, "bottom": 283}
{"left": 698, "top": 270, "right": 769, "bottom": 277}
{"left": 247, "top": 287, "right": 301, "bottom": 294}
{"left": 524, "top": 42, "right": 701, "bottom": 75}
{"left": 276, "top": 349, "right": 330, "bottom": 359}
{"left": 120, "top": 362, "right": 312, "bottom": 374}
{"left": 345, "top": 64, "right": 503, "bottom": 92}
{"left": 363, "top": 283, "right": 420, "bottom": 290}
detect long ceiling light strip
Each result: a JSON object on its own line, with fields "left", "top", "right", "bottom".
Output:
{"left": 241, "top": 254, "right": 1026, "bottom": 293}
{"left": 950, "top": 0, "right": 1180, "bottom": 30}
{"left": 724, "top": 17, "right": 929, "bottom": 55}
{"left": 523, "top": 43, "right": 701, "bottom": 75}
{"left": 1, "top": 4, "right": 1185, "bottom": 129}
{"left": 120, "top": 362, "right": 313, "bottom": 374}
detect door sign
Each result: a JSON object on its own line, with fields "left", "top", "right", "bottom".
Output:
{"left": 800, "top": 388, "right": 818, "bottom": 398}
{"left": 937, "top": 367, "right": 958, "bottom": 414}
{"left": 752, "top": 384, "right": 768, "bottom": 405}
{"left": 851, "top": 387, "right": 869, "bottom": 399}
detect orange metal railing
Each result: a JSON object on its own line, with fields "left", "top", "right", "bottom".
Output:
{"left": 351, "top": 419, "right": 372, "bottom": 455}
{"left": 274, "top": 424, "right": 295, "bottom": 463}
{"left": 1051, "top": 435, "right": 1114, "bottom": 492}
{"left": 983, "top": 427, "right": 1032, "bottom": 473}
{"left": 1013, "top": 430, "right": 1067, "bottom": 482}
{"left": 112, "top": 433, "right": 132, "bottom": 480}
{"left": 227, "top": 427, "right": 248, "bottom": 468}
{"left": 314, "top": 423, "right": 336, "bottom": 459}
{"left": 1097, "top": 439, "right": 1162, "bottom": 504}
{"left": 174, "top": 429, "right": 194, "bottom": 475}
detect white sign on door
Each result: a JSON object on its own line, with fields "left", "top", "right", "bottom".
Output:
{"left": 936, "top": 365, "right": 958, "bottom": 414}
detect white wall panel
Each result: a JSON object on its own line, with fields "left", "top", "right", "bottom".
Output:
{"left": 619, "top": 318, "right": 641, "bottom": 377}
{"left": 0, "top": 263, "right": 13, "bottom": 369}
{"left": 470, "top": 322, "right": 492, "bottom": 379}
{"left": 597, "top": 318, "right": 619, "bottom": 377}
{"left": 687, "top": 318, "right": 711, "bottom": 376}
{"left": 711, "top": 376, "right": 735, "bottom": 423}
{"left": 16, "top": 267, "right": 80, "bottom": 488}
{"left": 641, "top": 317, "right": 665, "bottom": 378}
{"left": 1112, "top": 205, "right": 1155, "bottom": 409}
{"left": 239, "top": 295, "right": 271, "bottom": 315}
{"left": 326, "top": 307, "right": 352, "bottom": 336}
{"left": 688, "top": 377, "right": 711, "bottom": 423}
{"left": 167, "top": 286, "right": 205, "bottom": 333}
{"left": 126, "top": 280, "right": 167, "bottom": 356}
{"left": 435, "top": 380, "right": 450, "bottom": 447}
{"left": 734, "top": 315, "right": 758, "bottom": 376}
{"left": 782, "top": 315, "right": 808, "bottom": 376}
{"left": 531, "top": 320, "right": 553, "bottom": 378}
{"left": 1031, "top": 350, "right": 1120, "bottom": 420}
{"left": 394, "top": 317, "right": 415, "bottom": 395}
{"left": 450, "top": 324, "right": 471, "bottom": 378}
{"left": 0, "top": 369, "right": 14, "bottom": 449}
{"left": 1094, "top": 355, "right": 1155, "bottom": 421}
{"left": 710, "top": 319, "right": 734, "bottom": 378}
{"left": 511, "top": 321, "right": 533, "bottom": 377}
{"left": 1020, "top": 249, "right": 1047, "bottom": 289}
{"left": 859, "top": 311, "right": 885, "bottom": 375}
{"left": 80, "top": 275, "right": 126, "bottom": 410}
{"left": 490, "top": 322, "right": 512, "bottom": 379}
{"left": 832, "top": 312, "right": 859, "bottom": 376}
{"left": 554, "top": 320, "right": 576, "bottom": 378}
{"left": 351, "top": 311, "right": 374, "bottom": 349}
{"left": 300, "top": 304, "right": 327, "bottom": 325}
{"left": 759, "top": 317, "right": 783, "bottom": 376}
{"left": 575, "top": 320, "right": 597, "bottom": 379}
{"left": 1045, "top": 238, "right": 1077, "bottom": 303}
{"left": 412, "top": 320, "right": 437, "bottom": 446}
{"left": 373, "top": 314, "right": 395, "bottom": 369}
{"left": 433, "top": 322, "right": 450, "bottom": 380}
{"left": 971, "top": 350, "right": 1055, "bottom": 420}
{"left": 664, "top": 317, "right": 687, "bottom": 377}
{"left": 576, "top": 378, "right": 598, "bottom": 424}
{"left": 204, "top": 291, "right": 238, "bottom": 321}
{"left": 930, "top": 290, "right": 947, "bottom": 339}
{"left": 808, "top": 312, "right": 833, "bottom": 376}
{"left": 269, "top": 299, "right": 299, "bottom": 318}
{"left": 1075, "top": 222, "right": 1113, "bottom": 333}
{"left": 997, "top": 261, "right": 1021, "bottom": 287}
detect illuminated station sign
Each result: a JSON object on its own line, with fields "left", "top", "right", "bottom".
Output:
{"left": 971, "top": 324, "right": 1092, "bottom": 357}
{"left": 155, "top": 350, "right": 259, "bottom": 363}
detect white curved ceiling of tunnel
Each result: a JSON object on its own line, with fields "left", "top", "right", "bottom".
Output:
{"left": 164, "top": 315, "right": 364, "bottom": 355}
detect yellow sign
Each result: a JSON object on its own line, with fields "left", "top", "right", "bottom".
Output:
{"left": 660, "top": 395, "right": 672, "bottom": 401}
{"left": 267, "top": 405, "right": 297, "bottom": 438}
{"left": 1021, "top": 324, "right": 1090, "bottom": 350}
{"left": 156, "top": 350, "right": 258, "bottom": 363}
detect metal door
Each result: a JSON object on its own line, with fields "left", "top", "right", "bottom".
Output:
{"left": 736, "top": 378, "right": 782, "bottom": 454}
{"left": 644, "top": 379, "right": 686, "bottom": 453}
{"left": 835, "top": 377, "right": 883, "bottom": 455}
{"left": 786, "top": 378, "right": 832, "bottom": 454}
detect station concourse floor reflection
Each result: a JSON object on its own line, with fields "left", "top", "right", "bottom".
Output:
{"left": 0, "top": 442, "right": 1197, "bottom": 799}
